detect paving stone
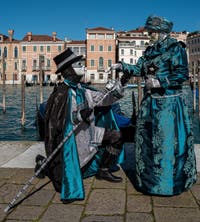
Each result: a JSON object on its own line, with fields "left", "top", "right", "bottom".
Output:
{"left": 7, "top": 205, "right": 44, "bottom": 221}
{"left": 0, "top": 203, "right": 8, "bottom": 222}
{"left": 0, "top": 183, "right": 33, "bottom": 204}
{"left": 154, "top": 207, "right": 200, "bottom": 222}
{"left": 34, "top": 178, "right": 54, "bottom": 190}
{"left": 9, "top": 168, "right": 39, "bottom": 185}
{"left": 153, "top": 191, "right": 198, "bottom": 208}
{"left": 40, "top": 203, "right": 84, "bottom": 222}
{"left": 21, "top": 188, "right": 55, "bottom": 206}
{"left": 126, "top": 212, "right": 154, "bottom": 222}
{"left": 0, "top": 168, "right": 16, "bottom": 179}
{"left": 127, "top": 179, "right": 142, "bottom": 195}
{"left": 93, "top": 169, "right": 126, "bottom": 189}
{"left": 191, "top": 184, "right": 200, "bottom": 200}
{"left": 81, "top": 215, "right": 124, "bottom": 222}
{"left": 127, "top": 195, "right": 152, "bottom": 212}
{"left": 85, "top": 189, "right": 125, "bottom": 215}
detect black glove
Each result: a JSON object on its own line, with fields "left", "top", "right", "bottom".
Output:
{"left": 120, "top": 72, "right": 132, "bottom": 86}
{"left": 80, "top": 108, "right": 93, "bottom": 123}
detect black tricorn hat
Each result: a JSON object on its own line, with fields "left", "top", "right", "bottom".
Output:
{"left": 54, "top": 48, "right": 83, "bottom": 74}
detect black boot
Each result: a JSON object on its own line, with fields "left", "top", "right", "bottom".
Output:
{"left": 96, "top": 168, "right": 122, "bottom": 183}
{"left": 34, "top": 154, "right": 46, "bottom": 179}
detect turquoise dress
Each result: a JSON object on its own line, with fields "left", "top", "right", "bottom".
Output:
{"left": 121, "top": 37, "right": 197, "bottom": 196}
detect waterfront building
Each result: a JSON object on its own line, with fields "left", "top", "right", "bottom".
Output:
{"left": 116, "top": 28, "right": 150, "bottom": 83}
{"left": 86, "top": 27, "right": 116, "bottom": 84}
{"left": 20, "top": 32, "right": 65, "bottom": 85}
{"left": 0, "top": 30, "right": 20, "bottom": 84}
{"left": 187, "top": 31, "right": 200, "bottom": 80}
{"left": 170, "top": 31, "right": 188, "bottom": 43}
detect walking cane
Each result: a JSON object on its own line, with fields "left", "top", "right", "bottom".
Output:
{"left": 4, "top": 80, "right": 124, "bottom": 213}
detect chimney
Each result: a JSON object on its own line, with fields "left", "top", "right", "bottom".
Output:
{"left": 27, "top": 32, "right": 32, "bottom": 41}
{"left": 8, "top": 29, "right": 14, "bottom": 42}
{"left": 52, "top": 32, "right": 57, "bottom": 42}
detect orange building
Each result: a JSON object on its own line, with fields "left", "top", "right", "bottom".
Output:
{"left": 86, "top": 27, "right": 116, "bottom": 84}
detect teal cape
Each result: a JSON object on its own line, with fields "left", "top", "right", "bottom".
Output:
{"left": 60, "top": 80, "right": 124, "bottom": 201}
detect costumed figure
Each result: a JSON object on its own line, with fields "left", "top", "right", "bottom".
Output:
{"left": 39, "top": 48, "right": 125, "bottom": 202}
{"left": 111, "top": 15, "right": 197, "bottom": 196}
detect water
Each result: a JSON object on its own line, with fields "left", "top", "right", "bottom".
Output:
{"left": 0, "top": 84, "right": 200, "bottom": 143}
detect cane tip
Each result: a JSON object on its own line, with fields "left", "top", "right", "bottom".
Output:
{"left": 4, "top": 206, "right": 11, "bottom": 213}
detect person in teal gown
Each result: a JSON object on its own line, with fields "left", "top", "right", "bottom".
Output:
{"left": 111, "top": 15, "right": 197, "bottom": 196}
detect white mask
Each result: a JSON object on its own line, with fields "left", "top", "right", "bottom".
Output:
{"left": 72, "top": 61, "right": 85, "bottom": 76}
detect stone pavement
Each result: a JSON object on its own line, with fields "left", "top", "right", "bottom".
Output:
{"left": 0, "top": 141, "right": 200, "bottom": 222}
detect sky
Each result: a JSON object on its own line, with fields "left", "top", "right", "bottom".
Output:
{"left": 1, "top": 0, "right": 200, "bottom": 41}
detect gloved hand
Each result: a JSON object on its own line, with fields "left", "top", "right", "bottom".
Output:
{"left": 145, "top": 77, "right": 160, "bottom": 91}
{"left": 80, "top": 108, "right": 93, "bottom": 124}
{"left": 107, "top": 63, "right": 123, "bottom": 73}
{"left": 120, "top": 72, "right": 132, "bottom": 86}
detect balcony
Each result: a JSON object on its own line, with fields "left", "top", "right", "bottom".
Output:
{"left": 97, "top": 66, "right": 105, "bottom": 71}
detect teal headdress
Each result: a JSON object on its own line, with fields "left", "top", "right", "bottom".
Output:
{"left": 145, "top": 15, "right": 173, "bottom": 33}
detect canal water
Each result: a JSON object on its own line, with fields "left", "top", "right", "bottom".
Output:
{"left": 0, "top": 84, "right": 200, "bottom": 143}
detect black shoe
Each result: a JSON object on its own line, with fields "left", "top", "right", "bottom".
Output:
{"left": 34, "top": 155, "right": 46, "bottom": 179}
{"left": 96, "top": 169, "right": 122, "bottom": 183}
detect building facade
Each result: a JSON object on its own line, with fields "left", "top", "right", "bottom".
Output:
{"left": 187, "top": 32, "right": 200, "bottom": 79}
{"left": 86, "top": 27, "right": 116, "bottom": 84}
{"left": 0, "top": 30, "right": 20, "bottom": 84}
{"left": 20, "top": 32, "right": 64, "bottom": 85}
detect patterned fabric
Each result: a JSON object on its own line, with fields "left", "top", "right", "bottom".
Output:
{"left": 121, "top": 37, "right": 197, "bottom": 196}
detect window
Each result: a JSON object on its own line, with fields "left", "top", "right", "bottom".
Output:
{"left": 4, "top": 47, "right": 7, "bottom": 58}
{"left": 33, "top": 60, "right": 37, "bottom": 70}
{"left": 130, "top": 49, "right": 133, "bottom": 55}
{"left": 73, "top": 47, "right": 79, "bottom": 55}
{"left": 97, "top": 34, "right": 104, "bottom": 39}
{"left": 91, "top": 59, "right": 95, "bottom": 67}
{"left": 90, "top": 73, "right": 95, "bottom": 80}
{"left": 0, "top": 47, "right": 1, "bottom": 57}
{"left": 40, "top": 46, "right": 44, "bottom": 52}
{"left": 14, "top": 47, "right": 18, "bottom": 58}
{"left": 47, "top": 59, "right": 51, "bottom": 67}
{"left": 80, "top": 47, "right": 85, "bottom": 55}
{"left": 106, "top": 34, "right": 113, "bottom": 40}
{"left": 89, "top": 34, "right": 96, "bottom": 39}
{"left": 99, "top": 73, "right": 104, "bottom": 80}
{"left": 14, "top": 62, "right": 18, "bottom": 70}
{"left": 99, "top": 45, "right": 103, "bottom": 51}
{"left": 108, "top": 59, "right": 112, "bottom": 67}
{"left": 91, "top": 45, "right": 94, "bottom": 51}
{"left": 47, "top": 46, "right": 50, "bottom": 52}
{"left": 99, "top": 57, "right": 104, "bottom": 68}
{"left": 130, "top": 58, "right": 133, "bottom": 64}
{"left": 22, "top": 60, "right": 26, "bottom": 71}
{"left": 58, "top": 45, "right": 62, "bottom": 52}
{"left": 121, "top": 49, "right": 124, "bottom": 55}
{"left": 22, "top": 46, "right": 26, "bottom": 52}
{"left": 141, "top": 41, "right": 144, "bottom": 46}
{"left": 108, "top": 45, "right": 112, "bottom": 51}
{"left": 33, "top": 46, "right": 37, "bottom": 52}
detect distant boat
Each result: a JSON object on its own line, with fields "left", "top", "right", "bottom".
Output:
{"left": 126, "top": 82, "right": 145, "bottom": 88}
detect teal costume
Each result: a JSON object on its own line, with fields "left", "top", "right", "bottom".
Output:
{"left": 45, "top": 81, "right": 124, "bottom": 201}
{"left": 120, "top": 16, "right": 197, "bottom": 196}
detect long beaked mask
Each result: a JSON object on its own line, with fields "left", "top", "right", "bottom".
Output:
{"left": 72, "top": 61, "right": 85, "bottom": 76}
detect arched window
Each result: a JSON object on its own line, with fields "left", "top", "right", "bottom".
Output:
{"left": 14, "top": 46, "right": 18, "bottom": 58}
{"left": 4, "top": 47, "right": 7, "bottom": 58}
{"left": 99, "top": 57, "right": 104, "bottom": 68}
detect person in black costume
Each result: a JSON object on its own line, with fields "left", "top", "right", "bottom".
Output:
{"left": 36, "top": 48, "right": 125, "bottom": 202}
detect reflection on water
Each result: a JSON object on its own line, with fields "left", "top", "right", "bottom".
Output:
{"left": 0, "top": 84, "right": 199, "bottom": 143}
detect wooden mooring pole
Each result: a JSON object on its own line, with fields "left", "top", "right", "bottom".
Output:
{"left": 21, "top": 73, "right": 25, "bottom": 126}
{"left": 39, "top": 55, "right": 44, "bottom": 104}
{"left": 2, "top": 53, "right": 6, "bottom": 113}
